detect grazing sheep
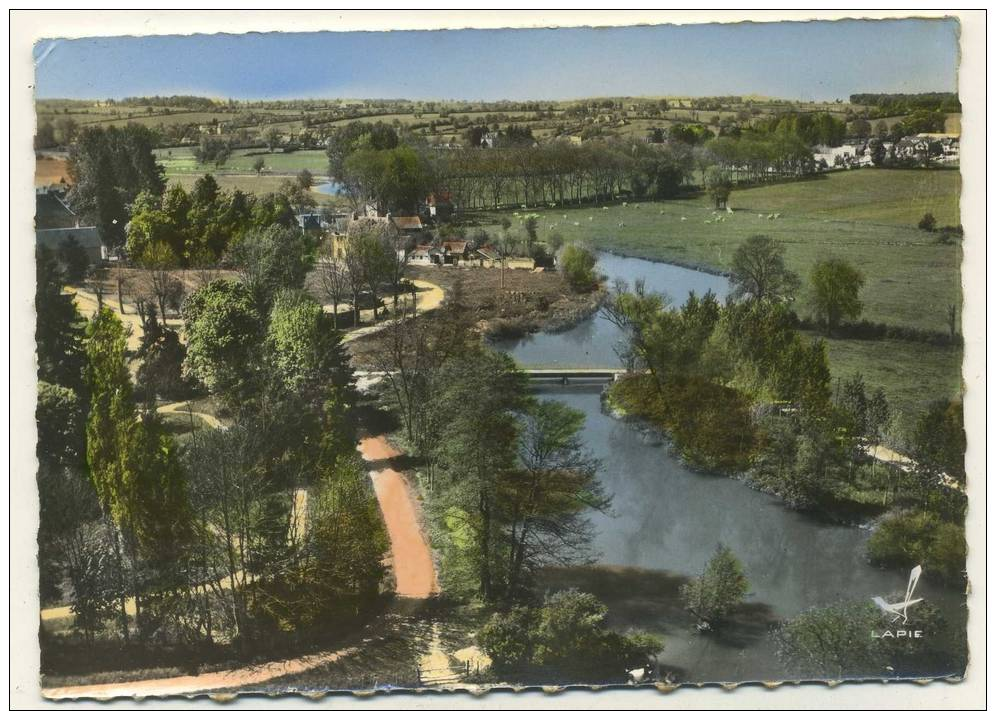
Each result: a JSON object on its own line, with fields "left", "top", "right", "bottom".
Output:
{"left": 622, "top": 202, "right": 628, "bottom": 206}
{"left": 588, "top": 216, "right": 594, "bottom": 221}
{"left": 563, "top": 214, "right": 568, "bottom": 220}
{"left": 618, "top": 222, "right": 626, "bottom": 228}
{"left": 573, "top": 221, "right": 580, "bottom": 227}
{"left": 602, "top": 206, "right": 609, "bottom": 210}
{"left": 726, "top": 206, "right": 733, "bottom": 214}
{"left": 704, "top": 220, "right": 712, "bottom": 224}
{"left": 660, "top": 210, "right": 665, "bottom": 215}
{"left": 681, "top": 216, "right": 687, "bottom": 221}
{"left": 521, "top": 204, "right": 527, "bottom": 209}
{"left": 758, "top": 214, "right": 764, "bottom": 219}
{"left": 774, "top": 212, "right": 781, "bottom": 219}
{"left": 768, "top": 214, "right": 775, "bottom": 219}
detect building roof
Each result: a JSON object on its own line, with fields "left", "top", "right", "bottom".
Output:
{"left": 36, "top": 227, "right": 104, "bottom": 262}
{"left": 391, "top": 215, "right": 424, "bottom": 230}
{"left": 441, "top": 240, "right": 469, "bottom": 253}
{"left": 35, "top": 192, "right": 81, "bottom": 230}
{"left": 476, "top": 245, "right": 499, "bottom": 260}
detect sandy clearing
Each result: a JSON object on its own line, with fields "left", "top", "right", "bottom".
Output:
{"left": 358, "top": 436, "right": 438, "bottom": 599}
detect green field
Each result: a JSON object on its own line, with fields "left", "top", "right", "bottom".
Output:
{"left": 156, "top": 147, "right": 330, "bottom": 175}
{"left": 167, "top": 174, "right": 345, "bottom": 206}
{"left": 477, "top": 170, "right": 962, "bottom": 332}
{"left": 727, "top": 169, "right": 961, "bottom": 226}
{"left": 822, "top": 338, "right": 963, "bottom": 417}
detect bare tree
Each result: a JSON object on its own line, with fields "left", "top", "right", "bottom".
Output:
{"left": 317, "top": 241, "right": 350, "bottom": 331}
{"left": 140, "top": 242, "right": 181, "bottom": 327}
{"left": 381, "top": 226, "right": 415, "bottom": 312}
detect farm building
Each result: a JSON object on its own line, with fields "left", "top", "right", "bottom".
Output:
{"left": 35, "top": 191, "right": 106, "bottom": 263}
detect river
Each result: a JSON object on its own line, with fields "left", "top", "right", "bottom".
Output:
{"left": 497, "top": 252, "right": 966, "bottom": 683}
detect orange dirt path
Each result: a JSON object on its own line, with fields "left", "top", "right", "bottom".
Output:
{"left": 43, "top": 646, "right": 360, "bottom": 700}
{"left": 358, "top": 436, "right": 439, "bottom": 598}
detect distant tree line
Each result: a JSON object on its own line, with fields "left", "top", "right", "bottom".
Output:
{"left": 849, "top": 92, "right": 961, "bottom": 117}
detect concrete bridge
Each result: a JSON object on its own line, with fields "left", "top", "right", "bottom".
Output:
{"left": 524, "top": 368, "right": 627, "bottom": 384}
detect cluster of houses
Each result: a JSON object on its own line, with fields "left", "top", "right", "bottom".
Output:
{"left": 813, "top": 133, "right": 960, "bottom": 170}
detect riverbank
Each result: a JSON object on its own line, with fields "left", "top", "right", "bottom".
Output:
{"left": 348, "top": 266, "right": 602, "bottom": 368}
{"left": 601, "top": 374, "right": 889, "bottom": 525}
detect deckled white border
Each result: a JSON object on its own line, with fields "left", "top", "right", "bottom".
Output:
{"left": 8, "top": 9, "right": 987, "bottom": 710}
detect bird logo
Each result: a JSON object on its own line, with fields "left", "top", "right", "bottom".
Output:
{"left": 872, "top": 565, "right": 924, "bottom": 624}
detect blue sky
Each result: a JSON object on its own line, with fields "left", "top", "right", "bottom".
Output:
{"left": 34, "top": 19, "right": 959, "bottom": 101}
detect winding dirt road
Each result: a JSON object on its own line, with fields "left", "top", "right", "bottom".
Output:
{"left": 358, "top": 436, "right": 439, "bottom": 598}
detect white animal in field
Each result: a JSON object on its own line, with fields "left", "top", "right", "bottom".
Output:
{"left": 758, "top": 214, "right": 764, "bottom": 219}
{"left": 521, "top": 204, "right": 527, "bottom": 209}
{"left": 623, "top": 202, "right": 628, "bottom": 206}
{"left": 588, "top": 216, "right": 594, "bottom": 221}
{"left": 573, "top": 221, "right": 580, "bottom": 227}
{"left": 680, "top": 216, "right": 687, "bottom": 221}
{"left": 618, "top": 222, "right": 626, "bottom": 228}
{"left": 768, "top": 214, "right": 775, "bottom": 219}
{"left": 602, "top": 206, "right": 609, "bottom": 210}
{"left": 726, "top": 206, "right": 733, "bottom": 214}
{"left": 563, "top": 214, "right": 568, "bottom": 220}
{"left": 626, "top": 665, "right": 654, "bottom": 685}
{"left": 774, "top": 212, "right": 781, "bottom": 219}
{"left": 704, "top": 220, "right": 712, "bottom": 224}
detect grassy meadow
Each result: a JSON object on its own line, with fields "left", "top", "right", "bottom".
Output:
{"left": 155, "top": 147, "right": 330, "bottom": 175}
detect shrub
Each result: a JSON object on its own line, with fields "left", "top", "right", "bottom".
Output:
{"left": 680, "top": 545, "right": 749, "bottom": 629}
{"left": 867, "top": 511, "right": 966, "bottom": 586}
{"left": 559, "top": 243, "right": 599, "bottom": 293}
{"left": 479, "top": 590, "right": 662, "bottom": 682}
{"left": 918, "top": 212, "right": 937, "bottom": 232}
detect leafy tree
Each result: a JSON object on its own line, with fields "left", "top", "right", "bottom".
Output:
{"left": 729, "top": 235, "right": 800, "bottom": 302}
{"left": 918, "top": 212, "right": 937, "bottom": 232}
{"left": 504, "top": 400, "right": 609, "bottom": 594}
{"left": 257, "top": 455, "right": 387, "bottom": 629}
{"left": 58, "top": 235, "right": 90, "bottom": 285}
{"left": 37, "top": 381, "right": 86, "bottom": 469}
{"left": 253, "top": 156, "right": 266, "bottom": 175}
{"left": 136, "top": 316, "right": 191, "bottom": 403}
{"left": 36, "top": 246, "right": 87, "bottom": 392}
{"left": 296, "top": 169, "right": 314, "bottom": 191}
{"left": 480, "top": 590, "right": 662, "bottom": 681}
{"left": 704, "top": 165, "right": 733, "bottom": 209}
{"left": 226, "top": 225, "right": 311, "bottom": 314}
{"left": 910, "top": 400, "right": 966, "bottom": 486}
{"left": 264, "top": 126, "right": 282, "bottom": 152}
{"left": 680, "top": 544, "right": 749, "bottom": 629}
{"left": 430, "top": 347, "right": 530, "bottom": 600}
{"left": 774, "top": 600, "right": 887, "bottom": 679}
{"left": 182, "top": 279, "right": 263, "bottom": 397}
{"left": 265, "top": 289, "right": 354, "bottom": 409}
{"left": 68, "top": 125, "right": 165, "bottom": 251}
{"left": 560, "top": 242, "right": 599, "bottom": 293}
{"left": 194, "top": 135, "right": 232, "bottom": 166}
{"left": 809, "top": 258, "right": 865, "bottom": 335}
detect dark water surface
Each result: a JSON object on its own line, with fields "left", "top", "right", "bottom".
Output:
{"left": 495, "top": 252, "right": 964, "bottom": 682}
